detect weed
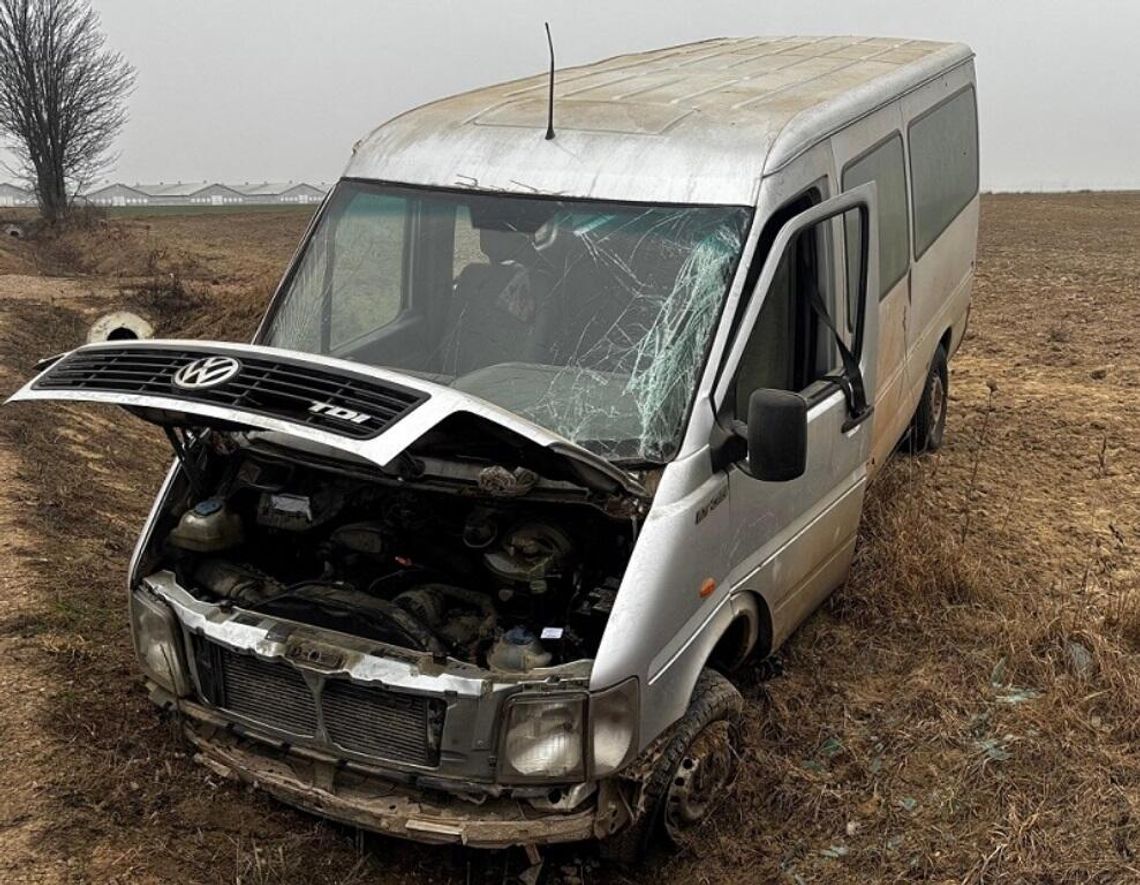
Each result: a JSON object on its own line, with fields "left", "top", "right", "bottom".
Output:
{"left": 961, "top": 382, "right": 996, "bottom": 544}
{"left": 1108, "top": 587, "right": 1140, "bottom": 650}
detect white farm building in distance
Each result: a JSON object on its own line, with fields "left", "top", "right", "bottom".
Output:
{"left": 0, "top": 182, "right": 33, "bottom": 207}
{"left": 4, "top": 180, "right": 327, "bottom": 209}
{"left": 79, "top": 180, "right": 328, "bottom": 208}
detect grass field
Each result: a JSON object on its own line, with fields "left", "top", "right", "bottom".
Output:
{"left": 0, "top": 195, "right": 1137, "bottom": 883}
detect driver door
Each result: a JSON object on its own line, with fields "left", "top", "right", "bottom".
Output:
{"left": 716, "top": 186, "right": 879, "bottom": 651}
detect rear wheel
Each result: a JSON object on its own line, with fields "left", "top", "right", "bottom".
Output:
{"left": 599, "top": 670, "right": 743, "bottom": 865}
{"left": 910, "top": 343, "right": 948, "bottom": 453}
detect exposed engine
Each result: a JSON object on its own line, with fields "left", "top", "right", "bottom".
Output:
{"left": 155, "top": 448, "right": 633, "bottom": 672}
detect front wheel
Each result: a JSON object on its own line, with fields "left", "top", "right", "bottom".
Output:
{"left": 909, "top": 343, "right": 948, "bottom": 453}
{"left": 599, "top": 670, "right": 743, "bottom": 865}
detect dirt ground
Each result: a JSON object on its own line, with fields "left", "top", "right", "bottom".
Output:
{"left": 0, "top": 195, "right": 1137, "bottom": 883}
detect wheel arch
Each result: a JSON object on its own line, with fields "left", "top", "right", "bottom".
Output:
{"left": 636, "top": 590, "right": 767, "bottom": 749}
{"left": 938, "top": 326, "right": 953, "bottom": 359}
{"left": 710, "top": 590, "right": 772, "bottom": 671}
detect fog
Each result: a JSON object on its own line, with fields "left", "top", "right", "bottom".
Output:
{"left": 7, "top": 0, "right": 1140, "bottom": 191}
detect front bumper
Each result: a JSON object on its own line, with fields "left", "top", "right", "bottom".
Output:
{"left": 182, "top": 710, "right": 615, "bottom": 848}
{"left": 139, "top": 570, "right": 636, "bottom": 847}
{"left": 143, "top": 570, "right": 597, "bottom": 784}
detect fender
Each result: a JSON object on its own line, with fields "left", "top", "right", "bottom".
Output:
{"left": 636, "top": 588, "right": 763, "bottom": 749}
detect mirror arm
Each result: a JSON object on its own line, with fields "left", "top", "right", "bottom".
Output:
{"left": 728, "top": 419, "right": 758, "bottom": 477}
{"left": 708, "top": 416, "right": 749, "bottom": 474}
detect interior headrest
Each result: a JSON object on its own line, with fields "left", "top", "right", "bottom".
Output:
{"left": 480, "top": 229, "right": 533, "bottom": 264}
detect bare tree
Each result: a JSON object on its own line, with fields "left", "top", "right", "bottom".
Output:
{"left": 0, "top": 0, "right": 134, "bottom": 222}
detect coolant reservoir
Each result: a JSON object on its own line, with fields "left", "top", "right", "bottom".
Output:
{"left": 487, "top": 625, "right": 552, "bottom": 673}
{"left": 168, "top": 498, "right": 243, "bottom": 552}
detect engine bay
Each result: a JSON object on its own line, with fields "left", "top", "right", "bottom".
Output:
{"left": 148, "top": 438, "right": 636, "bottom": 673}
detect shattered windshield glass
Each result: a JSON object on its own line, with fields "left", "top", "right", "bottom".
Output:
{"left": 261, "top": 181, "right": 750, "bottom": 462}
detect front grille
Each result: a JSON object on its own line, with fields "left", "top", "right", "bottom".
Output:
{"left": 196, "top": 641, "right": 318, "bottom": 736}
{"left": 35, "top": 343, "right": 427, "bottom": 440}
{"left": 193, "top": 640, "right": 442, "bottom": 767}
{"left": 223, "top": 651, "right": 318, "bottom": 736}
{"left": 322, "top": 678, "right": 443, "bottom": 766}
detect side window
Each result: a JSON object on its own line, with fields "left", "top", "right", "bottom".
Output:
{"left": 732, "top": 219, "right": 840, "bottom": 416}
{"left": 909, "top": 88, "right": 979, "bottom": 257}
{"left": 842, "top": 133, "right": 909, "bottom": 312}
{"left": 328, "top": 192, "right": 407, "bottom": 351}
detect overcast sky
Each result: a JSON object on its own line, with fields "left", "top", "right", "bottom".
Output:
{"left": 6, "top": 1, "right": 1139, "bottom": 192}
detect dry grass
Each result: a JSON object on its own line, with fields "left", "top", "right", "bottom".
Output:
{"left": 650, "top": 451, "right": 1140, "bottom": 882}
{"left": 0, "top": 196, "right": 1137, "bottom": 882}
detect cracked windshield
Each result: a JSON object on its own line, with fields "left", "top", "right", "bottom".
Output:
{"left": 262, "top": 181, "right": 751, "bottom": 462}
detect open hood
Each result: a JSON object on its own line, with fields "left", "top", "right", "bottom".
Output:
{"left": 6, "top": 340, "right": 649, "bottom": 500}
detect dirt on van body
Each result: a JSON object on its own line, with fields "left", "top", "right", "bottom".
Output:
{"left": 0, "top": 195, "right": 1137, "bottom": 883}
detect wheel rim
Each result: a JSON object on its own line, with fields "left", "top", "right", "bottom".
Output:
{"left": 928, "top": 373, "right": 946, "bottom": 446}
{"left": 663, "top": 722, "right": 736, "bottom": 842}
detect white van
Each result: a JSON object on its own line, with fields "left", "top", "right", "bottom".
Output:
{"left": 10, "top": 36, "right": 979, "bottom": 861}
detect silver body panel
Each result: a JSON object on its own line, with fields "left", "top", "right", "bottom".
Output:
{"left": 346, "top": 36, "right": 971, "bottom": 206}
{"left": 6, "top": 35, "right": 979, "bottom": 844}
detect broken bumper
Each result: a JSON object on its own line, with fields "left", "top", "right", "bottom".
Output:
{"left": 185, "top": 722, "right": 604, "bottom": 848}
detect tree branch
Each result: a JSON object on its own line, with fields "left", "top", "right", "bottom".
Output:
{"left": 0, "top": 0, "right": 134, "bottom": 221}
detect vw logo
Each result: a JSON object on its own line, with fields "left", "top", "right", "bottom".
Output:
{"left": 172, "top": 355, "right": 242, "bottom": 390}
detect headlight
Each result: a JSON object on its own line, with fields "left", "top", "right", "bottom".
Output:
{"left": 589, "top": 678, "right": 639, "bottom": 777}
{"left": 129, "top": 588, "right": 189, "bottom": 696}
{"left": 500, "top": 694, "right": 585, "bottom": 783}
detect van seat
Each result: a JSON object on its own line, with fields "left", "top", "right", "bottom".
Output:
{"left": 440, "top": 230, "right": 553, "bottom": 376}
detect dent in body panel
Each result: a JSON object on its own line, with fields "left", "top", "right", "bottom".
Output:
{"left": 348, "top": 120, "right": 769, "bottom": 207}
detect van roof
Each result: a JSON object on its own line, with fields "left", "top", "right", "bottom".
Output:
{"left": 346, "top": 36, "right": 973, "bottom": 206}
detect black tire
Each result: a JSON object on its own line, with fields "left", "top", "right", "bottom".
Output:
{"left": 599, "top": 670, "right": 743, "bottom": 865}
{"left": 910, "top": 343, "right": 949, "bottom": 453}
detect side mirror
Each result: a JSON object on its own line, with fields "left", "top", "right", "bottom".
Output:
{"left": 746, "top": 389, "right": 807, "bottom": 481}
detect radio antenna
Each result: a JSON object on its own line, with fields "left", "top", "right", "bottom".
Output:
{"left": 544, "top": 22, "right": 556, "bottom": 140}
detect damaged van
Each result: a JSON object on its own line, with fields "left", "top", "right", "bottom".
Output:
{"left": 8, "top": 36, "right": 979, "bottom": 860}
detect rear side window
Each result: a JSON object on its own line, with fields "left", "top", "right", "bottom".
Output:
{"left": 842, "top": 133, "right": 909, "bottom": 301}
{"left": 909, "top": 88, "right": 979, "bottom": 256}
